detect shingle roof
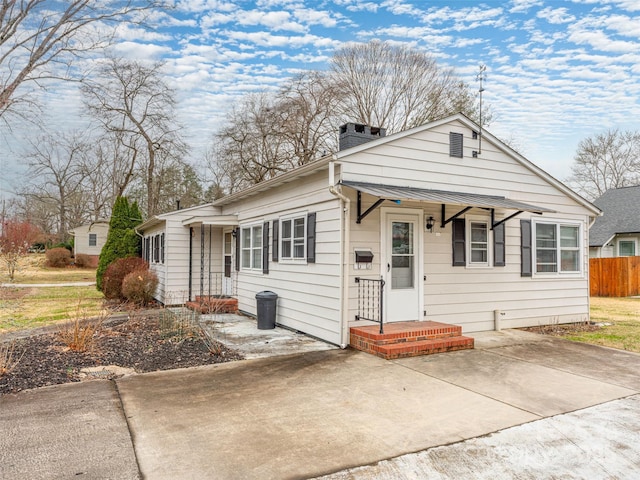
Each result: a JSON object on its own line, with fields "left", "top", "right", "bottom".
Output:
{"left": 590, "top": 186, "right": 640, "bottom": 246}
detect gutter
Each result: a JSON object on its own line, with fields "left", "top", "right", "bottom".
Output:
{"left": 328, "top": 159, "right": 351, "bottom": 349}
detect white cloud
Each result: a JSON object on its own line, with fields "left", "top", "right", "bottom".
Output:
{"left": 537, "top": 7, "right": 576, "bottom": 24}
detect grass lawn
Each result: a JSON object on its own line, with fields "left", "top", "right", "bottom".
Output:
{"left": 0, "top": 254, "right": 96, "bottom": 284}
{"left": 563, "top": 297, "right": 640, "bottom": 353}
{"left": 0, "top": 254, "right": 105, "bottom": 333}
{"left": 0, "top": 286, "right": 106, "bottom": 332}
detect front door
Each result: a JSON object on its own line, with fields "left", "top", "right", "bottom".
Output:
{"left": 382, "top": 210, "right": 422, "bottom": 322}
{"left": 222, "top": 230, "right": 233, "bottom": 296}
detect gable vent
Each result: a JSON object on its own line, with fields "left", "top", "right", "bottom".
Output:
{"left": 449, "top": 132, "right": 463, "bottom": 158}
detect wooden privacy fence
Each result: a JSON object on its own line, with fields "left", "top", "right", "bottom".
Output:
{"left": 590, "top": 256, "right": 640, "bottom": 297}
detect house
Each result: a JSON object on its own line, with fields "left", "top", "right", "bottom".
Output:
{"left": 70, "top": 220, "right": 109, "bottom": 265}
{"left": 136, "top": 114, "right": 600, "bottom": 353}
{"left": 589, "top": 186, "right": 640, "bottom": 258}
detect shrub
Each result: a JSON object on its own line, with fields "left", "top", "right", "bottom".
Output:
{"left": 45, "top": 247, "right": 72, "bottom": 268}
{"left": 122, "top": 269, "right": 158, "bottom": 306}
{"left": 74, "top": 254, "right": 93, "bottom": 268}
{"left": 103, "top": 257, "right": 149, "bottom": 300}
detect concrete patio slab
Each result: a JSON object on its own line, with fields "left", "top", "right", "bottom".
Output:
{"left": 199, "top": 312, "right": 337, "bottom": 359}
{"left": 116, "top": 349, "right": 538, "bottom": 480}
{"left": 0, "top": 380, "right": 139, "bottom": 480}
{"left": 486, "top": 336, "right": 640, "bottom": 391}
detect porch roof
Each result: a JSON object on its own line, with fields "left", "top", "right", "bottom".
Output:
{"left": 341, "top": 180, "right": 555, "bottom": 228}
{"left": 182, "top": 215, "right": 239, "bottom": 227}
{"left": 341, "top": 181, "right": 554, "bottom": 213}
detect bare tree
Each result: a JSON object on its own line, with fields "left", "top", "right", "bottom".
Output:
{"left": 24, "top": 130, "right": 92, "bottom": 238}
{"left": 275, "top": 71, "right": 338, "bottom": 165}
{"left": 0, "top": 0, "right": 159, "bottom": 121}
{"left": 567, "top": 129, "right": 640, "bottom": 200}
{"left": 330, "top": 41, "right": 482, "bottom": 133}
{"left": 212, "top": 92, "right": 290, "bottom": 189}
{"left": 82, "top": 57, "right": 188, "bottom": 216}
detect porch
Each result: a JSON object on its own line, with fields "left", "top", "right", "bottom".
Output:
{"left": 350, "top": 321, "right": 474, "bottom": 360}
{"left": 352, "top": 276, "right": 474, "bottom": 359}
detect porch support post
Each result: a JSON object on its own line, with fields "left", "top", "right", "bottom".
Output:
{"left": 200, "top": 226, "right": 205, "bottom": 298}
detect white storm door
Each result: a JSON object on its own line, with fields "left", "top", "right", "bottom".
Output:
{"left": 383, "top": 211, "right": 422, "bottom": 322}
{"left": 222, "top": 230, "right": 233, "bottom": 296}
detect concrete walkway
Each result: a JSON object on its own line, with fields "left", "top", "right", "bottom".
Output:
{"left": 1, "top": 328, "right": 640, "bottom": 479}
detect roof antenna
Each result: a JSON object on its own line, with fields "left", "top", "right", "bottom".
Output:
{"left": 473, "top": 64, "right": 486, "bottom": 158}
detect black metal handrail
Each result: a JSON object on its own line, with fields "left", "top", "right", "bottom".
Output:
{"left": 355, "top": 276, "right": 385, "bottom": 334}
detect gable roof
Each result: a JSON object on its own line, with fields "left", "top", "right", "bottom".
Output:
{"left": 590, "top": 186, "right": 640, "bottom": 247}
{"left": 335, "top": 113, "right": 599, "bottom": 216}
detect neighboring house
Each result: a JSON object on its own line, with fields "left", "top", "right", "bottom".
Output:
{"left": 70, "top": 220, "right": 109, "bottom": 263}
{"left": 589, "top": 186, "right": 640, "bottom": 258}
{"left": 137, "top": 114, "right": 600, "bottom": 347}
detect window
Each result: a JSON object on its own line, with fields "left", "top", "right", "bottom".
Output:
{"left": 280, "top": 216, "right": 306, "bottom": 260}
{"left": 618, "top": 240, "right": 636, "bottom": 257}
{"left": 241, "top": 224, "right": 263, "bottom": 270}
{"left": 469, "top": 222, "right": 488, "bottom": 265}
{"left": 88, "top": 233, "right": 97, "bottom": 247}
{"left": 534, "top": 222, "right": 580, "bottom": 273}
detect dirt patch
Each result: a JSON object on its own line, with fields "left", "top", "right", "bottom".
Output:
{"left": 521, "top": 322, "right": 602, "bottom": 337}
{"left": 0, "top": 314, "right": 243, "bottom": 395}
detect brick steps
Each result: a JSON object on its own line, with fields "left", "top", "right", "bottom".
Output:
{"left": 186, "top": 296, "right": 238, "bottom": 314}
{"left": 350, "top": 321, "right": 474, "bottom": 360}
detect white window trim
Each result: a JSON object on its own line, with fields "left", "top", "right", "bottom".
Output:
{"left": 532, "top": 219, "right": 583, "bottom": 276}
{"left": 617, "top": 238, "right": 637, "bottom": 257}
{"left": 279, "top": 213, "right": 307, "bottom": 264}
{"left": 466, "top": 216, "right": 491, "bottom": 268}
{"left": 240, "top": 222, "right": 263, "bottom": 271}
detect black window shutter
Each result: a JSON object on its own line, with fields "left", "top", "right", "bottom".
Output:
{"left": 521, "top": 219, "right": 532, "bottom": 277}
{"left": 262, "top": 222, "right": 269, "bottom": 274}
{"left": 494, "top": 223, "right": 505, "bottom": 267}
{"left": 272, "top": 220, "right": 279, "bottom": 262}
{"left": 235, "top": 228, "right": 240, "bottom": 271}
{"left": 307, "top": 212, "right": 316, "bottom": 263}
{"left": 161, "top": 233, "right": 165, "bottom": 263}
{"left": 452, "top": 218, "right": 466, "bottom": 266}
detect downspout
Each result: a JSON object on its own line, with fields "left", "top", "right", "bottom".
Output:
{"left": 328, "top": 158, "right": 351, "bottom": 349}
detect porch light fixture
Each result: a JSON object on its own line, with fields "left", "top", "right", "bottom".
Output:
{"left": 426, "top": 216, "right": 435, "bottom": 232}
{"left": 231, "top": 228, "right": 238, "bottom": 238}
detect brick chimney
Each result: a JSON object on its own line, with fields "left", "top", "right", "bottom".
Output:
{"left": 339, "top": 123, "right": 386, "bottom": 151}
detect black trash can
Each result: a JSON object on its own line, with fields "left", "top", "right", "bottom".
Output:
{"left": 255, "top": 291, "right": 278, "bottom": 329}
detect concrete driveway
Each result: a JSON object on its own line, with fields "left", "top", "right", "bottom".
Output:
{"left": 1, "top": 329, "right": 640, "bottom": 479}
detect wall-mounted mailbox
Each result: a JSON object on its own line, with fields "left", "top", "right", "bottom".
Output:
{"left": 355, "top": 250, "right": 374, "bottom": 263}
{"left": 354, "top": 250, "right": 374, "bottom": 270}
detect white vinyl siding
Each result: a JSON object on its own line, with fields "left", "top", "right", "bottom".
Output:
{"left": 339, "top": 118, "right": 593, "bottom": 333}
{"left": 219, "top": 171, "right": 342, "bottom": 345}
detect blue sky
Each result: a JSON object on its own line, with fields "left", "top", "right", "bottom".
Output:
{"left": 2, "top": 0, "right": 639, "bottom": 198}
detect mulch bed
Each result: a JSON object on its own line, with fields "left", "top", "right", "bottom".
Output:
{"left": 0, "top": 314, "right": 244, "bottom": 396}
